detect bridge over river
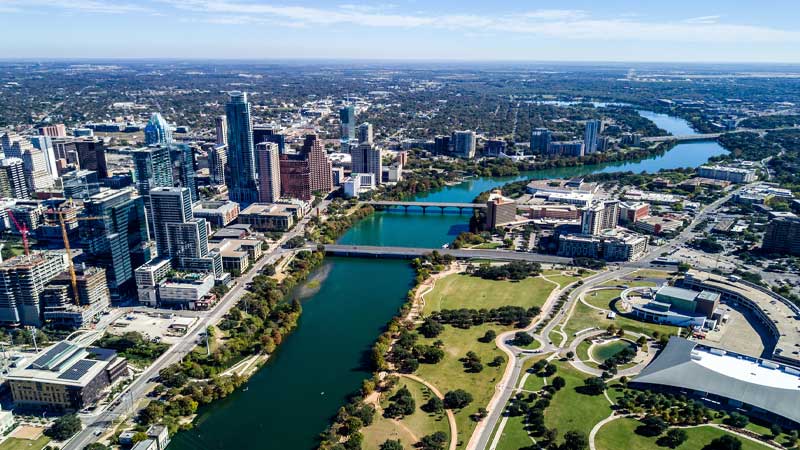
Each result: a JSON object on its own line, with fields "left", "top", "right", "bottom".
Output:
{"left": 365, "top": 200, "right": 487, "bottom": 213}
{"left": 324, "top": 244, "right": 571, "bottom": 264}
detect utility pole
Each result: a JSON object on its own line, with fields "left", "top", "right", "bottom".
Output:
{"left": 205, "top": 326, "right": 211, "bottom": 357}
{"left": 28, "top": 327, "right": 39, "bottom": 352}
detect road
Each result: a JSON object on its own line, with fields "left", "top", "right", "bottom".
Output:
{"left": 64, "top": 201, "right": 329, "bottom": 450}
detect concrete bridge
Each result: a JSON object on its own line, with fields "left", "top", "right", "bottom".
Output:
{"left": 365, "top": 201, "right": 487, "bottom": 214}
{"left": 641, "top": 133, "right": 722, "bottom": 143}
{"left": 324, "top": 244, "right": 571, "bottom": 264}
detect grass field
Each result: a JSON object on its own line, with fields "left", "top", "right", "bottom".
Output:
{"left": 0, "top": 437, "right": 51, "bottom": 450}
{"left": 423, "top": 274, "right": 556, "bottom": 315}
{"left": 582, "top": 289, "right": 622, "bottom": 310}
{"left": 562, "top": 301, "right": 679, "bottom": 343}
{"left": 494, "top": 415, "right": 534, "bottom": 450}
{"left": 544, "top": 361, "right": 613, "bottom": 444}
{"left": 601, "top": 279, "right": 657, "bottom": 288}
{"left": 595, "top": 418, "right": 771, "bottom": 450}
{"left": 362, "top": 377, "right": 450, "bottom": 450}
{"left": 592, "top": 340, "right": 636, "bottom": 361}
{"left": 631, "top": 269, "right": 674, "bottom": 279}
{"left": 416, "top": 323, "right": 508, "bottom": 448}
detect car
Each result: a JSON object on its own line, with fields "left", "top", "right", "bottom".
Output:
{"left": 93, "top": 430, "right": 102, "bottom": 436}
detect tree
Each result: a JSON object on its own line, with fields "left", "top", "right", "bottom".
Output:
{"left": 45, "top": 414, "right": 82, "bottom": 440}
{"left": 560, "top": 430, "right": 589, "bottom": 450}
{"left": 84, "top": 445, "right": 110, "bottom": 450}
{"left": 581, "top": 377, "right": 606, "bottom": 395}
{"left": 489, "top": 356, "right": 505, "bottom": 367}
{"left": 422, "top": 396, "right": 444, "bottom": 414}
{"left": 703, "top": 435, "right": 742, "bottom": 450}
{"left": 637, "top": 415, "right": 668, "bottom": 437}
{"left": 419, "top": 318, "right": 444, "bottom": 338}
{"left": 479, "top": 329, "right": 497, "bottom": 343}
{"left": 417, "top": 431, "right": 448, "bottom": 450}
{"left": 384, "top": 386, "right": 415, "bottom": 418}
{"left": 379, "top": 440, "right": 404, "bottom": 450}
{"left": 443, "top": 389, "right": 473, "bottom": 409}
{"left": 565, "top": 351, "right": 575, "bottom": 360}
{"left": 770, "top": 423, "right": 782, "bottom": 438}
{"left": 725, "top": 412, "right": 749, "bottom": 428}
{"left": 552, "top": 376, "right": 566, "bottom": 390}
{"left": 660, "top": 429, "right": 688, "bottom": 449}
{"left": 512, "top": 331, "right": 534, "bottom": 346}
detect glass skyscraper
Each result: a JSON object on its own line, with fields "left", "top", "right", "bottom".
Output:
{"left": 225, "top": 92, "right": 259, "bottom": 204}
{"left": 144, "top": 112, "right": 173, "bottom": 146}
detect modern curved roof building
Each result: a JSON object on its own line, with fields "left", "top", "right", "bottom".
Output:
{"left": 634, "top": 337, "right": 800, "bottom": 427}
{"left": 144, "top": 112, "right": 173, "bottom": 146}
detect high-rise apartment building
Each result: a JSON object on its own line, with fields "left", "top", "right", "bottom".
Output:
{"left": 225, "top": 92, "right": 259, "bottom": 204}
{"left": 357, "top": 122, "right": 373, "bottom": 145}
{"left": 581, "top": 200, "right": 620, "bottom": 235}
{"left": 215, "top": 115, "right": 228, "bottom": 146}
{"left": 1, "top": 133, "right": 33, "bottom": 159}
{"left": 30, "top": 136, "right": 59, "bottom": 179}
{"left": 340, "top": 105, "right": 356, "bottom": 142}
{"left": 452, "top": 130, "right": 477, "bottom": 159}
{"left": 352, "top": 143, "right": 382, "bottom": 186}
{"left": 303, "top": 134, "right": 333, "bottom": 194}
{"left": 256, "top": 142, "right": 281, "bottom": 203}
{"left": 208, "top": 144, "right": 227, "bottom": 186}
{"left": 0, "top": 252, "right": 69, "bottom": 326}
{"left": 132, "top": 145, "right": 173, "bottom": 197}
{"left": 484, "top": 139, "right": 507, "bottom": 157}
{"left": 43, "top": 265, "right": 110, "bottom": 328}
{"left": 530, "top": 128, "right": 552, "bottom": 154}
{"left": 144, "top": 113, "right": 173, "bottom": 146}
{"left": 21, "top": 148, "right": 55, "bottom": 191}
{"left": 583, "top": 120, "right": 601, "bottom": 154}
{"left": 80, "top": 188, "right": 152, "bottom": 300}
{"left": 434, "top": 135, "right": 451, "bottom": 155}
{"left": 74, "top": 139, "right": 108, "bottom": 178}
{"left": 170, "top": 144, "right": 198, "bottom": 202}
{"left": 0, "top": 158, "right": 30, "bottom": 198}
{"left": 253, "top": 126, "right": 286, "bottom": 154}
{"left": 280, "top": 155, "right": 312, "bottom": 201}
{"left": 762, "top": 214, "right": 800, "bottom": 256}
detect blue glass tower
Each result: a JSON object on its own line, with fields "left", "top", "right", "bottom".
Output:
{"left": 225, "top": 92, "right": 259, "bottom": 204}
{"left": 144, "top": 112, "right": 173, "bottom": 146}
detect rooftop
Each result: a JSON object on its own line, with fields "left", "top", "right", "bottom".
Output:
{"left": 6, "top": 341, "right": 118, "bottom": 387}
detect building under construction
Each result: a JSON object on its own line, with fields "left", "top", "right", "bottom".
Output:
{"left": 0, "top": 252, "right": 69, "bottom": 326}
{"left": 43, "top": 265, "right": 110, "bottom": 328}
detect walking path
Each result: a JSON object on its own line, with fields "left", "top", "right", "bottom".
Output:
{"left": 399, "top": 373, "right": 458, "bottom": 450}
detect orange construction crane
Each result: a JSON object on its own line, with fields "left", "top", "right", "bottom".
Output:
{"left": 48, "top": 209, "right": 107, "bottom": 306}
{"left": 6, "top": 209, "right": 30, "bottom": 257}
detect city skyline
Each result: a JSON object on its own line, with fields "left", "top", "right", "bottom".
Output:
{"left": 1, "top": 1, "right": 800, "bottom": 62}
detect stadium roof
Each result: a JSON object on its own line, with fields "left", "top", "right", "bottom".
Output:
{"left": 635, "top": 337, "right": 800, "bottom": 425}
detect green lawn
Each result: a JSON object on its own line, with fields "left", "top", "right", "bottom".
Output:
{"left": 582, "top": 289, "right": 622, "bottom": 310}
{"left": 362, "top": 377, "right": 450, "bottom": 450}
{"left": 631, "top": 269, "right": 673, "bottom": 279}
{"left": 0, "top": 437, "right": 51, "bottom": 450}
{"left": 548, "top": 330, "right": 565, "bottom": 348}
{"left": 472, "top": 242, "right": 503, "bottom": 249}
{"left": 423, "top": 274, "right": 556, "bottom": 315}
{"left": 595, "top": 418, "right": 772, "bottom": 450}
{"left": 576, "top": 340, "right": 593, "bottom": 364}
{"left": 562, "top": 301, "right": 679, "bottom": 344}
{"left": 494, "top": 415, "right": 535, "bottom": 450}
{"left": 416, "top": 323, "right": 509, "bottom": 448}
{"left": 592, "top": 340, "right": 636, "bottom": 361}
{"left": 546, "top": 275, "right": 580, "bottom": 288}
{"left": 544, "top": 361, "right": 613, "bottom": 444}
{"left": 600, "top": 279, "right": 657, "bottom": 288}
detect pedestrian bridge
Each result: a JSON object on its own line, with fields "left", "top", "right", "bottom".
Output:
{"left": 365, "top": 201, "right": 487, "bottom": 213}
{"left": 324, "top": 244, "right": 571, "bottom": 264}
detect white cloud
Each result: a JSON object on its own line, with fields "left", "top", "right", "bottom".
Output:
{"left": 0, "top": 0, "right": 151, "bottom": 14}
{"left": 684, "top": 15, "right": 722, "bottom": 24}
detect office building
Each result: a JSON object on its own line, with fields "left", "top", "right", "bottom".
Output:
{"left": 39, "top": 124, "right": 67, "bottom": 138}
{"left": 0, "top": 158, "right": 29, "bottom": 198}
{"left": 80, "top": 188, "right": 152, "bottom": 300}
{"left": 253, "top": 126, "right": 286, "bottom": 154}
{"left": 485, "top": 192, "right": 517, "bottom": 229}
{"left": 144, "top": 113, "right": 173, "bottom": 146}
{"left": 1, "top": 133, "right": 33, "bottom": 159}
{"left": 452, "top": 130, "right": 476, "bottom": 158}
{"left": 357, "top": 122, "right": 373, "bottom": 145}
{"left": 43, "top": 266, "right": 110, "bottom": 328}
{"left": 762, "top": 214, "right": 800, "bottom": 255}
{"left": 256, "top": 142, "right": 281, "bottom": 203}
{"left": 74, "top": 139, "right": 108, "bottom": 178}
{"left": 214, "top": 115, "right": 227, "bottom": 146}
{"left": 61, "top": 170, "right": 101, "bottom": 199}
{"left": 698, "top": 165, "right": 757, "bottom": 183}
{"left": 581, "top": 200, "right": 619, "bottom": 235}
{"left": 434, "top": 135, "right": 451, "bottom": 155}
{"left": 484, "top": 139, "right": 507, "bottom": 157}
{"left": 225, "top": 92, "right": 259, "bottom": 204}
{"left": 352, "top": 142, "right": 382, "bottom": 186}
{"left": 619, "top": 201, "right": 650, "bottom": 224}
{"left": 558, "top": 230, "right": 648, "bottom": 262}
{"left": 583, "top": 120, "right": 601, "bottom": 154}
{"left": 158, "top": 273, "right": 215, "bottom": 309}
{"left": 132, "top": 146, "right": 173, "bottom": 197}
{"left": 208, "top": 144, "right": 227, "bottom": 186}
{"left": 21, "top": 148, "right": 55, "bottom": 191}
{"left": 343, "top": 173, "right": 376, "bottom": 198}
{"left": 134, "top": 257, "right": 172, "bottom": 306}
{"left": 0, "top": 252, "right": 69, "bottom": 326}
{"left": 530, "top": 128, "right": 552, "bottom": 154}
{"left": 238, "top": 203, "right": 297, "bottom": 231}
{"left": 169, "top": 144, "right": 198, "bottom": 202}
{"left": 30, "top": 136, "right": 59, "bottom": 179}
{"left": 192, "top": 201, "right": 240, "bottom": 228}
{"left": 340, "top": 105, "right": 356, "bottom": 143}
{"left": 6, "top": 341, "right": 128, "bottom": 412}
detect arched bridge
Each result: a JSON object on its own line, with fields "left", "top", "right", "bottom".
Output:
{"left": 365, "top": 201, "right": 487, "bottom": 214}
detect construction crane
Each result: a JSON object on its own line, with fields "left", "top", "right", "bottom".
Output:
{"left": 6, "top": 209, "right": 30, "bottom": 257}
{"left": 47, "top": 207, "right": 107, "bottom": 306}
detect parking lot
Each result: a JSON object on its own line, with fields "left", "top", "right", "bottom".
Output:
{"left": 107, "top": 311, "right": 196, "bottom": 345}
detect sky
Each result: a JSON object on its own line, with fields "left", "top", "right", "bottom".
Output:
{"left": 1, "top": 0, "right": 800, "bottom": 62}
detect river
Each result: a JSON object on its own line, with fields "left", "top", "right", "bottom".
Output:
{"left": 168, "top": 111, "right": 727, "bottom": 450}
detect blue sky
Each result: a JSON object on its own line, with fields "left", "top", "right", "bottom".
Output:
{"left": 1, "top": 0, "right": 800, "bottom": 62}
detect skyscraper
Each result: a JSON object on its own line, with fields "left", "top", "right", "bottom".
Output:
{"left": 303, "top": 134, "right": 333, "bottom": 194}
{"left": 340, "top": 105, "right": 356, "bottom": 143}
{"left": 453, "top": 130, "right": 477, "bottom": 159}
{"left": 581, "top": 200, "right": 620, "bottom": 235}
{"left": 0, "top": 252, "right": 69, "bottom": 326}
{"left": 1, "top": 133, "right": 32, "bottom": 159}
{"left": 144, "top": 112, "right": 173, "bottom": 146}
{"left": 357, "top": 122, "right": 373, "bottom": 145}
{"left": 256, "top": 142, "right": 281, "bottom": 203}
{"left": 208, "top": 144, "right": 227, "bottom": 186}
{"left": 80, "top": 188, "right": 152, "bottom": 300}
{"left": 132, "top": 145, "right": 174, "bottom": 197}
{"left": 74, "top": 139, "right": 108, "bottom": 178}
{"left": 584, "top": 120, "right": 601, "bottom": 154}
{"left": 253, "top": 126, "right": 286, "bottom": 154}
{"left": 21, "top": 148, "right": 55, "bottom": 191}
{"left": 215, "top": 115, "right": 228, "bottom": 146}
{"left": 530, "top": 128, "right": 552, "bottom": 154}
{"left": 170, "top": 144, "right": 198, "bottom": 203}
{"left": 38, "top": 124, "right": 67, "bottom": 138}
{"left": 0, "top": 158, "right": 30, "bottom": 198}
{"left": 352, "top": 143, "right": 382, "bottom": 185}
{"left": 225, "top": 92, "right": 259, "bottom": 204}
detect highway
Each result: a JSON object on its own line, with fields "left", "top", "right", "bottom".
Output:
{"left": 64, "top": 202, "right": 328, "bottom": 450}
